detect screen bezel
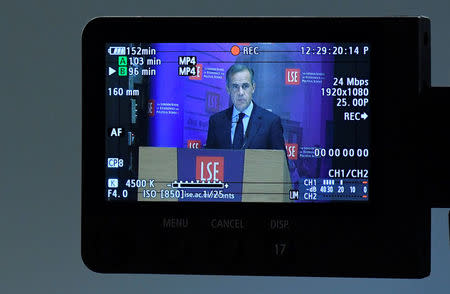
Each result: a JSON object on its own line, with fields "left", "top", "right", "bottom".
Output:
{"left": 82, "top": 17, "right": 430, "bottom": 277}
{"left": 84, "top": 17, "right": 379, "bottom": 214}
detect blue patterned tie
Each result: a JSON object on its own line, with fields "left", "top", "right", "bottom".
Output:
{"left": 232, "top": 113, "right": 246, "bottom": 149}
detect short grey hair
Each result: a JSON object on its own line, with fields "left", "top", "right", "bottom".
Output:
{"left": 226, "top": 63, "right": 255, "bottom": 86}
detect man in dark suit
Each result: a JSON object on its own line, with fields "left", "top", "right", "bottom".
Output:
{"left": 206, "top": 64, "right": 286, "bottom": 150}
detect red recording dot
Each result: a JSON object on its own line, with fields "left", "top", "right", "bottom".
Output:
{"left": 231, "top": 45, "right": 240, "bottom": 56}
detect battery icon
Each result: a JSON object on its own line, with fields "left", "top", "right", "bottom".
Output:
{"left": 108, "top": 46, "right": 126, "bottom": 55}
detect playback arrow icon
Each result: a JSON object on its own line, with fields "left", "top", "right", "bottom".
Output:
{"left": 361, "top": 112, "right": 368, "bottom": 120}
{"left": 108, "top": 67, "right": 116, "bottom": 75}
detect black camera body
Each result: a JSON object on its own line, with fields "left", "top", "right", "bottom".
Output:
{"left": 82, "top": 17, "right": 445, "bottom": 278}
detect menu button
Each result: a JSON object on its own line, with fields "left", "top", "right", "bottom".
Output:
{"left": 162, "top": 217, "right": 189, "bottom": 229}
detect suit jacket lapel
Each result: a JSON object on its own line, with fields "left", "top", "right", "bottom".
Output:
{"left": 245, "top": 103, "right": 262, "bottom": 148}
{"left": 222, "top": 107, "right": 233, "bottom": 149}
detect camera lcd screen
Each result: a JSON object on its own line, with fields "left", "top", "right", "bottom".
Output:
{"left": 105, "top": 42, "right": 370, "bottom": 203}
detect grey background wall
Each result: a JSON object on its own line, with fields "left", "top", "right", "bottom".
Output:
{"left": 0, "top": 1, "right": 449, "bottom": 293}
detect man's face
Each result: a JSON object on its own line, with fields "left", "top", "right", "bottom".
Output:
{"left": 227, "top": 69, "right": 255, "bottom": 112}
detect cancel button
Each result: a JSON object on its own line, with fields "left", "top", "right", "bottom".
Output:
{"left": 210, "top": 218, "right": 245, "bottom": 230}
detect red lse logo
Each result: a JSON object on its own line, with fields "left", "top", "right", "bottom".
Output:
{"left": 189, "top": 64, "right": 203, "bottom": 80}
{"left": 285, "top": 143, "right": 298, "bottom": 160}
{"left": 148, "top": 99, "right": 155, "bottom": 117}
{"left": 285, "top": 68, "right": 300, "bottom": 85}
{"left": 187, "top": 140, "right": 202, "bottom": 149}
{"left": 196, "top": 156, "right": 224, "bottom": 182}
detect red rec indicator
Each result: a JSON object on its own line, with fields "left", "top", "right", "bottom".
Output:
{"left": 231, "top": 45, "right": 240, "bottom": 56}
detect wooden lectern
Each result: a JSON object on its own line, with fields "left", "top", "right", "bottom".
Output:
{"left": 138, "top": 147, "right": 291, "bottom": 202}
